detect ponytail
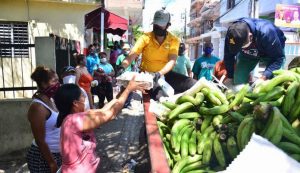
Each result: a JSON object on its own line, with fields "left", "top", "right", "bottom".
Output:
{"left": 56, "top": 112, "right": 69, "bottom": 128}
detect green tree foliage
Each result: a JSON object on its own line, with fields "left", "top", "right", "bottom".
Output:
{"left": 171, "top": 29, "right": 184, "bottom": 39}
{"left": 132, "top": 25, "right": 143, "bottom": 41}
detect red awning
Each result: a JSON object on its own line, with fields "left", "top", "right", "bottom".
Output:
{"left": 85, "top": 7, "right": 128, "bottom": 36}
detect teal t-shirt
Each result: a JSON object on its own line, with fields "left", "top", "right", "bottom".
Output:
{"left": 192, "top": 55, "right": 220, "bottom": 80}
{"left": 98, "top": 63, "right": 114, "bottom": 74}
{"left": 116, "top": 54, "right": 135, "bottom": 72}
{"left": 172, "top": 55, "right": 191, "bottom": 76}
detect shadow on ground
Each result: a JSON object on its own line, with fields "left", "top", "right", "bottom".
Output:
{"left": 0, "top": 92, "right": 150, "bottom": 173}
{"left": 95, "top": 92, "right": 150, "bottom": 173}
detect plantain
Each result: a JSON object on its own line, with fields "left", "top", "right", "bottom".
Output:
{"left": 290, "top": 154, "right": 300, "bottom": 162}
{"left": 226, "top": 136, "right": 239, "bottom": 160}
{"left": 180, "top": 161, "right": 204, "bottom": 173}
{"left": 282, "top": 81, "right": 299, "bottom": 116}
{"left": 213, "top": 134, "right": 226, "bottom": 168}
{"left": 199, "top": 104, "right": 229, "bottom": 115}
{"left": 171, "top": 155, "right": 202, "bottom": 173}
{"left": 201, "top": 115, "right": 213, "bottom": 132}
{"left": 262, "top": 108, "right": 282, "bottom": 143}
{"left": 197, "top": 126, "right": 214, "bottom": 154}
{"left": 181, "top": 127, "right": 194, "bottom": 157}
{"left": 269, "top": 117, "right": 283, "bottom": 145}
{"left": 282, "top": 127, "right": 300, "bottom": 146}
{"left": 202, "top": 132, "right": 216, "bottom": 165}
{"left": 229, "top": 84, "right": 249, "bottom": 109}
{"left": 289, "top": 86, "right": 300, "bottom": 122}
{"left": 240, "top": 117, "right": 255, "bottom": 150}
{"left": 171, "top": 119, "right": 191, "bottom": 148}
{"left": 277, "top": 142, "right": 300, "bottom": 154}
{"left": 188, "top": 130, "right": 197, "bottom": 156}
{"left": 175, "top": 125, "right": 192, "bottom": 153}
{"left": 236, "top": 117, "right": 253, "bottom": 150}
{"left": 201, "top": 88, "right": 222, "bottom": 106}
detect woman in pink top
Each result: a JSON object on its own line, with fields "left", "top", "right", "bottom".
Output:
{"left": 54, "top": 77, "right": 146, "bottom": 172}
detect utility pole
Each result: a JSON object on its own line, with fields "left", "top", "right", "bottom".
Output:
{"left": 101, "top": 0, "right": 105, "bottom": 8}
{"left": 251, "top": 0, "right": 259, "bottom": 18}
{"left": 100, "top": 0, "right": 105, "bottom": 52}
{"left": 181, "top": 8, "right": 187, "bottom": 41}
{"left": 184, "top": 8, "right": 187, "bottom": 40}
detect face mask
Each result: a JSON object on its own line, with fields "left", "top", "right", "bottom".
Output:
{"left": 204, "top": 47, "right": 213, "bottom": 55}
{"left": 153, "top": 25, "right": 167, "bottom": 37}
{"left": 124, "top": 50, "right": 130, "bottom": 56}
{"left": 89, "top": 50, "right": 95, "bottom": 55}
{"left": 178, "top": 48, "right": 185, "bottom": 55}
{"left": 41, "top": 82, "right": 60, "bottom": 98}
{"left": 63, "top": 75, "right": 76, "bottom": 84}
{"left": 100, "top": 58, "right": 107, "bottom": 64}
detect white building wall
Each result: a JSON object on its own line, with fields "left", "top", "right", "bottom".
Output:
{"left": 220, "top": 0, "right": 252, "bottom": 24}
{"left": 0, "top": 0, "right": 97, "bottom": 98}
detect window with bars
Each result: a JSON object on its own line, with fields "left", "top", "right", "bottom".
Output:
{"left": 0, "top": 21, "right": 29, "bottom": 58}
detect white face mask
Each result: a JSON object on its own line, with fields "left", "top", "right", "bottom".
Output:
{"left": 63, "top": 75, "right": 76, "bottom": 84}
{"left": 100, "top": 58, "right": 107, "bottom": 64}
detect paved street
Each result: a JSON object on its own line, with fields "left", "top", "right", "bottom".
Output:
{"left": 95, "top": 92, "right": 150, "bottom": 172}
{"left": 0, "top": 92, "right": 150, "bottom": 173}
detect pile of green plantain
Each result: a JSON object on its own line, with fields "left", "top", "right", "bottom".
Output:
{"left": 157, "top": 67, "right": 300, "bottom": 173}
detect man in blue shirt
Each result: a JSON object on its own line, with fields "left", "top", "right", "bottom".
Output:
{"left": 192, "top": 42, "right": 220, "bottom": 81}
{"left": 223, "top": 18, "right": 286, "bottom": 85}
{"left": 86, "top": 44, "right": 100, "bottom": 75}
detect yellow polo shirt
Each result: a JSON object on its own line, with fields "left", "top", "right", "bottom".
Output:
{"left": 131, "top": 31, "right": 180, "bottom": 72}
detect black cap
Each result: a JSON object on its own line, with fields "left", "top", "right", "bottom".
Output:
{"left": 62, "top": 66, "right": 75, "bottom": 74}
{"left": 227, "top": 22, "right": 250, "bottom": 54}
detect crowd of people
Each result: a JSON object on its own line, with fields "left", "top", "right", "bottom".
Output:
{"left": 25, "top": 8, "right": 286, "bottom": 173}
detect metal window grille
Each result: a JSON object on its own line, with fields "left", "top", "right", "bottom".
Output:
{"left": 0, "top": 22, "right": 29, "bottom": 58}
{"left": 0, "top": 21, "right": 36, "bottom": 99}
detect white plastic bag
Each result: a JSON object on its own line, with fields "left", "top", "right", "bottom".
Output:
{"left": 149, "top": 99, "right": 170, "bottom": 121}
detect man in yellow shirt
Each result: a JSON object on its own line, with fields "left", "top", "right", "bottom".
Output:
{"left": 117, "top": 9, "right": 196, "bottom": 100}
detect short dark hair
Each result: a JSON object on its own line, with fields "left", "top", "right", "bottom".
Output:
{"left": 178, "top": 43, "right": 186, "bottom": 56}
{"left": 203, "top": 42, "right": 213, "bottom": 49}
{"left": 54, "top": 84, "right": 81, "bottom": 127}
{"left": 99, "top": 52, "right": 107, "bottom": 57}
{"left": 75, "top": 54, "right": 85, "bottom": 65}
{"left": 31, "top": 66, "right": 56, "bottom": 88}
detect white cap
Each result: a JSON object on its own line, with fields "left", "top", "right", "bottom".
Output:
{"left": 152, "top": 9, "right": 171, "bottom": 27}
{"left": 123, "top": 43, "right": 130, "bottom": 50}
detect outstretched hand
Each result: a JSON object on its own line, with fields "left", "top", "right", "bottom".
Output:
{"left": 126, "top": 75, "right": 148, "bottom": 93}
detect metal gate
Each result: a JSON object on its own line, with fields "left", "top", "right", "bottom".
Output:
{"left": 0, "top": 21, "right": 36, "bottom": 99}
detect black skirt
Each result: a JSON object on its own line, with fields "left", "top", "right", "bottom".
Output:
{"left": 26, "top": 144, "right": 62, "bottom": 173}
